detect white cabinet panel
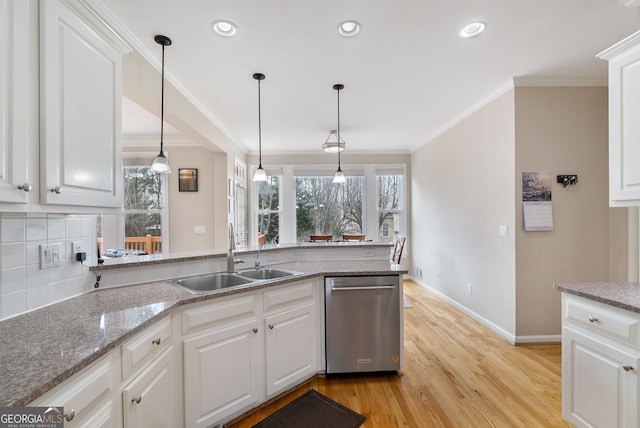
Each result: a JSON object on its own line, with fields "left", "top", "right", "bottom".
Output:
{"left": 0, "top": 0, "right": 36, "bottom": 206}
{"left": 563, "top": 327, "right": 639, "bottom": 428}
{"left": 39, "top": 0, "right": 123, "bottom": 208}
{"left": 599, "top": 31, "right": 640, "bottom": 206}
{"left": 265, "top": 302, "right": 317, "bottom": 396}
{"left": 122, "top": 347, "right": 177, "bottom": 428}
{"left": 183, "top": 317, "right": 262, "bottom": 428}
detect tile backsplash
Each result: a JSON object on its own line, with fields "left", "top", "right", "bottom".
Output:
{"left": 0, "top": 213, "right": 97, "bottom": 320}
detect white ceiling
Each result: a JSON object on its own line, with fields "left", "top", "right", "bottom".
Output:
{"left": 105, "top": 0, "right": 640, "bottom": 154}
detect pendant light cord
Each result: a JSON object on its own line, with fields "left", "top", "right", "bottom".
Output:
{"left": 336, "top": 86, "right": 342, "bottom": 171}
{"left": 160, "top": 43, "right": 165, "bottom": 155}
{"left": 258, "top": 78, "right": 262, "bottom": 167}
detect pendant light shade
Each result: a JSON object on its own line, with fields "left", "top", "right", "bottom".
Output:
{"left": 331, "top": 84, "right": 347, "bottom": 184}
{"left": 252, "top": 73, "right": 268, "bottom": 182}
{"left": 323, "top": 130, "right": 345, "bottom": 153}
{"left": 151, "top": 35, "right": 172, "bottom": 174}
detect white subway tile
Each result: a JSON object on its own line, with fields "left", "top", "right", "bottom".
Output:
{"left": 1, "top": 218, "right": 25, "bottom": 243}
{"left": 47, "top": 280, "right": 66, "bottom": 304}
{"left": 65, "top": 217, "right": 82, "bottom": 239}
{"left": 1, "top": 266, "right": 27, "bottom": 294}
{"left": 1, "top": 242, "right": 26, "bottom": 268}
{"left": 26, "top": 264, "right": 47, "bottom": 288}
{"left": 47, "top": 217, "right": 65, "bottom": 240}
{"left": 27, "top": 285, "right": 47, "bottom": 311}
{"left": 26, "top": 218, "right": 46, "bottom": 242}
{"left": 2, "top": 290, "right": 26, "bottom": 319}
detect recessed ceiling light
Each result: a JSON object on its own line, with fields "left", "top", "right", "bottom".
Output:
{"left": 212, "top": 20, "right": 237, "bottom": 37}
{"left": 338, "top": 20, "right": 360, "bottom": 37}
{"left": 460, "top": 22, "right": 486, "bottom": 38}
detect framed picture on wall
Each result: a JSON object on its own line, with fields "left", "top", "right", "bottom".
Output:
{"left": 179, "top": 168, "right": 198, "bottom": 192}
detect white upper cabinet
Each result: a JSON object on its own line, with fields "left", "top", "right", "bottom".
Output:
{"left": 0, "top": 0, "right": 37, "bottom": 205}
{"left": 39, "top": 0, "right": 125, "bottom": 208}
{"left": 598, "top": 31, "right": 640, "bottom": 207}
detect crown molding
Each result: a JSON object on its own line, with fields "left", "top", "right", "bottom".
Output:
{"left": 597, "top": 30, "right": 640, "bottom": 60}
{"left": 513, "top": 76, "right": 607, "bottom": 86}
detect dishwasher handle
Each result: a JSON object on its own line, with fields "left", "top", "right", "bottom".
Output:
{"left": 331, "top": 285, "right": 396, "bottom": 291}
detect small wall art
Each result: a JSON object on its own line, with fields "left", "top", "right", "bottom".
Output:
{"left": 179, "top": 168, "right": 198, "bottom": 192}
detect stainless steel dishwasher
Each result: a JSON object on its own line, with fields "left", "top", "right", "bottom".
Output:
{"left": 325, "top": 275, "right": 401, "bottom": 374}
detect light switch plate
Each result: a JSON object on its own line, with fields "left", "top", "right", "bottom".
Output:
{"left": 40, "top": 243, "right": 63, "bottom": 269}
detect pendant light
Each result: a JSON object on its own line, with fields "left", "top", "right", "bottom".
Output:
{"left": 331, "top": 84, "right": 347, "bottom": 184}
{"left": 252, "top": 73, "right": 268, "bottom": 182}
{"left": 150, "top": 35, "right": 172, "bottom": 173}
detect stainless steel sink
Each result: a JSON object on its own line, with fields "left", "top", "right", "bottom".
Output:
{"left": 167, "top": 272, "right": 254, "bottom": 294}
{"left": 236, "top": 268, "right": 296, "bottom": 280}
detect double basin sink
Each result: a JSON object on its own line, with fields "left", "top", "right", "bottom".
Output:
{"left": 167, "top": 268, "right": 299, "bottom": 294}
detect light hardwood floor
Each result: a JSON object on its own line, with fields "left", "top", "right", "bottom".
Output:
{"left": 227, "top": 280, "right": 570, "bottom": 427}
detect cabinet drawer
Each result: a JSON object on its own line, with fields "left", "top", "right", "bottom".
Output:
{"left": 565, "top": 295, "right": 640, "bottom": 348}
{"left": 264, "top": 281, "right": 315, "bottom": 313}
{"left": 122, "top": 316, "right": 172, "bottom": 380}
{"left": 31, "top": 355, "right": 113, "bottom": 425}
{"left": 182, "top": 293, "right": 258, "bottom": 335}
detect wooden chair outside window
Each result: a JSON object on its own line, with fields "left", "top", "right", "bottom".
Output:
{"left": 309, "top": 235, "right": 333, "bottom": 242}
{"left": 342, "top": 234, "right": 365, "bottom": 241}
{"left": 391, "top": 235, "right": 406, "bottom": 264}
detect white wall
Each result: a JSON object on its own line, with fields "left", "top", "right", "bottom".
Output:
{"left": 411, "top": 89, "right": 517, "bottom": 338}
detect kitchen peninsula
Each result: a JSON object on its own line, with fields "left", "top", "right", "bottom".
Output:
{"left": 0, "top": 242, "right": 406, "bottom": 427}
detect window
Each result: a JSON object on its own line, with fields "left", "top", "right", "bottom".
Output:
{"left": 122, "top": 165, "right": 167, "bottom": 254}
{"left": 295, "top": 175, "right": 364, "bottom": 242}
{"left": 257, "top": 175, "right": 281, "bottom": 245}
{"left": 234, "top": 159, "right": 248, "bottom": 249}
{"left": 252, "top": 164, "right": 405, "bottom": 246}
{"left": 376, "top": 167, "right": 404, "bottom": 242}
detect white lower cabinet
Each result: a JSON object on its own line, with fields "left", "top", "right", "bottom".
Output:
{"left": 122, "top": 347, "right": 177, "bottom": 428}
{"left": 264, "top": 281, "right": 318, "bottom": 397}
{"left": 181, "top": 278, "right": 320, "bottom": 427}
{"left": 562, "top": 294, "right": 640, "bottom": 427}
{"left": 30, "top": 354, "right": 119, "bottom": 427}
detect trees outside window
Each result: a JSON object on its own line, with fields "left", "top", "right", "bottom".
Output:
{"left": 376, "top": 174, "right": 402, "bottom": 241}
{"left": 257, "top": 175, "right": 281, "bottom": 245}
{"left": 295, "top": 176, "right": 363, "bottom": 242}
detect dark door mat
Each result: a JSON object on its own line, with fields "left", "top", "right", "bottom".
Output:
{"left": 252, "top": 389, "right": 366, "bottom": 428}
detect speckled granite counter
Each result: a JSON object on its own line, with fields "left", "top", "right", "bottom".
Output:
{"left": 0, "top": 260, "right": 406, "bottom": 407}
{"left": 553, "top": 282, "right": 640, "bottom": 314}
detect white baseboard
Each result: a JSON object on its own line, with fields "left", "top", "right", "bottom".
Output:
{"left": 410, "top": 279, "right": 561, "bottom": 345}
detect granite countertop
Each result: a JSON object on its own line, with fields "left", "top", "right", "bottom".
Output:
{"left": 553, "top": 282, "right": 640, "bottom": 314}
{"left": 0, "top": 260, "right": 406, "bottom": 407}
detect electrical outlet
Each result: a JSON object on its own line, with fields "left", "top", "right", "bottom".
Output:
{"left": 72, "top": 241, "right": 84, "bottom": 256}
{"left": 467, "top": 283, "right": 473, "bottom": 294}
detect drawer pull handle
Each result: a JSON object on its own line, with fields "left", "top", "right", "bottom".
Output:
{"left": 17, "top": 183, "right": 32, "bottom": 192}
{"left": 132, "top": 395, "right": 142, "bottom": 404}
{"left": 268, "top": 324, "right": 274, "bottom": 330}
{"left": 588, "top": 315, "right": 598, "bottom": 323}
{"left": 64, "top": 409, "right": 75, "bottom": 422}
{"left": 50, "top": 186, "right": 62, "bottom": 194}
{"left": 151, "top": 338, "right": 161, "bottom": 345}
{"left": 623, "top": 364, "right": 634, "bottom": 372}
{"left": 252, "top": 328, "right": 258, "bottom": 333}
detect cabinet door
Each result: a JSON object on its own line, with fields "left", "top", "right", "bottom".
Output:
{"left": 265, "top": 303, "right": 318, "bottom": 396}
{"left": 0, "top": 0, "right": 35, "bottom": 205}
{"left": 122, "top": 347, "right": 177, "bottom": 428}
{"left": 604, "top": 32, "right": 640, "bottom": 206}
{"left": 563, "top": 327, "right": 640, "bottom": 428}
{"left": 39, "top": 0, "right": 123, "bottom": 208}
{"left": 30, "top": 355, "right": 116, "bottom": 427}
{"left": 183, "top": 318, "right": 262, "bottom": 428}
